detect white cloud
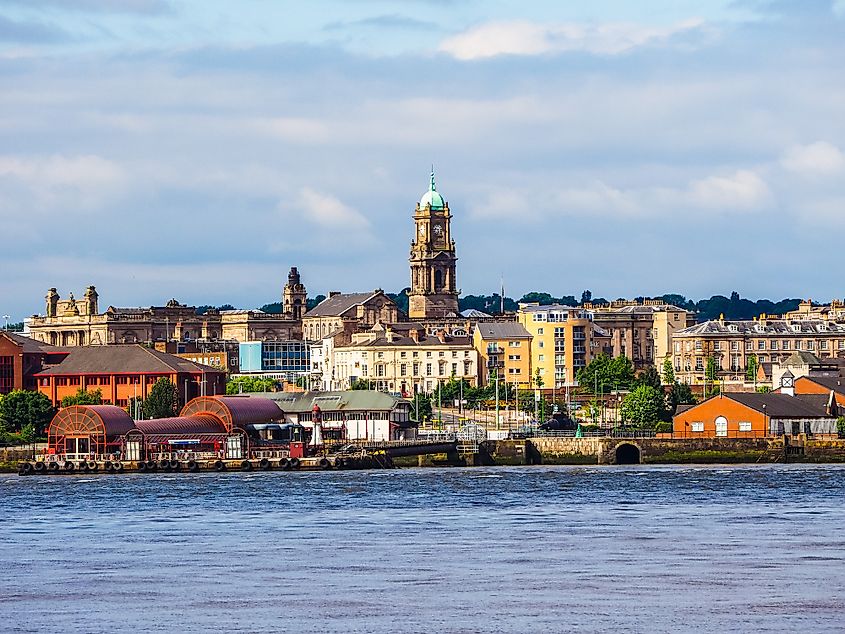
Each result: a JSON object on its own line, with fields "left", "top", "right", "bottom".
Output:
{"left": 0, "top": 154, "right": 127, "bottom": 213}
{"left": 295, "top": 187, "right": 370, "bottom": 229}
{"left": 687, "top": 169, "right": 772, "bottom": 210}
{"left": 439, "top": 19, "right": 706, "bottom": 60}
{"left": 780, "top": 141, "right": 845, "bottom": 176}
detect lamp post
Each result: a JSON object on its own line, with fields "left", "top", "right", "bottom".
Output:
{"left": 2, "top": 315, "right": 9, "bottom": 330}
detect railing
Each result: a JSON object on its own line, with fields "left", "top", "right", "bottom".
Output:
{"left": 519, "top": 430, "right": 658, "bottom": 439}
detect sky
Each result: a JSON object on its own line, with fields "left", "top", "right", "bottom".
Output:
{"left": 1, "top": 0, "right": 844, "bottom": 321}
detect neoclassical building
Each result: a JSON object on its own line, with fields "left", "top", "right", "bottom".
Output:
{"left": 27, "top": 268, "right": 307, "bottom": 346}
{"left": 408, "top": 170, "right": 460, "bottom": 320}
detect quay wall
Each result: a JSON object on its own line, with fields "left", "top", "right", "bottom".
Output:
{"left": 485, "top": 437, "right": 845, "bottom": 465}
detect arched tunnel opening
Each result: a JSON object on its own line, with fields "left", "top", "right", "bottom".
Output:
{"left": 615, "top": 443, "right": 641, "bottom": 465}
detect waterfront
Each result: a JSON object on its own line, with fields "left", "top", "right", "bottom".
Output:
{"left": 1, "top": 465, "right": 844, "bottom": 633}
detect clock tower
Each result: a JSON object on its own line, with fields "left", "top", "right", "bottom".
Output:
{"left": 408, "top": 169, "right": 459, "bottom": 319}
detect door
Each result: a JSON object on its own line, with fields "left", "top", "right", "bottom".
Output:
{"left": 715, "top": 416, "right": 728, "bottom": 438}
{"left": 226, "top": 435, "right": 242, "bottom": 460}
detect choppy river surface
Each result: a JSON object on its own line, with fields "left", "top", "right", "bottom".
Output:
{"left": 1, "top": 464, "right": 844, "bottom": 633}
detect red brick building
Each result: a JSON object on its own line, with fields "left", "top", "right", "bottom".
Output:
{"left": 35, "top": 345, "right": 226, "bottom": 408}
{"left": 0, "top": 331, "right": 69, "bottom": 395}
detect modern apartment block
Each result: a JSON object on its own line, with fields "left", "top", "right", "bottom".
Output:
{"left": 473, "top": 322, "right": 533, "bottom": 389}
{"left": 517, "top": 304, "right": 608, "bottom": 387}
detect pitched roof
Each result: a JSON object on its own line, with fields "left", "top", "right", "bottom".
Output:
{"left": 723, "top": 392, "right": 834, "bottom": 418}
{"left": 798, "top": 375, "right": 845, "bottom": 395}
{"left": 0, "top": 331, "right": 68, "bottom": 354}
{"left": 305, "top": 292, "right": 380, "bottom": 317}
{"left": 783, "top": 351, "right": 822, "bottom": 366}
{"left": 461, "top": 309, "right": 491, "bottom": 318}
{"left": 677, "top": 319, "right": 845, "bottom": 336}
{"left": 35, "top": 344, "right": 222, "bottom": 376}
{"left": 474, "top": 322, "right": 531, "bottom": 340}
{"left": 247, "top": 390, "right": 407, "bottom": 413}
{"left": 341, "top": 334, "right": 473, "bottom": 348}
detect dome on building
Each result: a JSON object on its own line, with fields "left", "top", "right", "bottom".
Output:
{"left": 419, "top": 169, "right": 445, "bottom": 210}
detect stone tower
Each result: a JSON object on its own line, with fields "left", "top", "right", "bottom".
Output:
{"left": 408, "top": 170, "right": 459, "bottom": 319}
{"left": 283, "top": 266, "right": 307, "bottom": 320}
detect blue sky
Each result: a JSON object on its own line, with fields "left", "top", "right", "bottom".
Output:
{"left": 1, "top": 0, "right": 844, "bottom": 320}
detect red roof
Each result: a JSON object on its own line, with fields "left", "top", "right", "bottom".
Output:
{"left": 180, "top": 396, "right": 283, "bottom": 431}
{"left": 48, "top": 405, "right": 135, "bottom": 439}
{"left": 134, "top": 416, "right": 225, "bottom": 435}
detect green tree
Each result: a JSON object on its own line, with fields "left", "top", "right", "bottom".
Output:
{"left": 226, "top": 376, "right": 279, "bottom": 394}
{"left": 837, "top": 416, "right": 845, "bottom": 438}
{"left": 410, "top": 393, "right": 432, "bottom": 422}
{"left": 621, "top": 385, "right": 664, "bottom": 428}
{"left": 576, "top": 353, "right": 635, "bottom": 394}
{"left": 637, "top": 367, "right": 662, "bottom": 390}
{"left": 756, "top": 385, "right": 772, "bottom": 394}
{"left": 350, "top": 378, "right": 375, "bottom": 390}
{"left": 142, "top": 378, "right": 179, "bottom": 419}
{"left": 745, "top": 354, "right": 758, "bottom": 382}
{"left": 60, "top": 388, "right": 103, "bottom": 407}
{"left": 0, "top": 390, "right": 55, "bottom": 436}
{"left": 665, "top": 381, "right": 696, "bottom": 418}
{"left": 661, "top": 356, "right": 675, "bottom": 385}
{"left": 705, "top": 356, "right": 719, "bottom": 382}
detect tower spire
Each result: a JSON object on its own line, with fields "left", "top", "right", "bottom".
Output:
{"left": 430, "top": 165, "right": 436, "bottom": 192}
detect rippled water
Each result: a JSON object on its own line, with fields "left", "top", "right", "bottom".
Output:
{"left": 1, "top": 464, "right": 844, "bottom": 633}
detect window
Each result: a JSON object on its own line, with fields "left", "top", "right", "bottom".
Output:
{"left": 771, "top": 340, "right": 778, "bottom": 350}
{"left": 400, "top": 351, "right": 407, "bottom": 359}
{"left": 758, "top": 341, "right": 765, "bottom": 350}
{"left": 807, "top": 340, "right": 815, "bottom": 350}
{"left": 538, "top": 341, "right": 544, "bottom": 348}
{"left": 783, "top": 340, "right": 791, "bottom": 351}
{"left": 820, "top": 340, "right": 828, "bottom": 350}
{"left": 731, "top": 341, "right": 739, "bottom": 351}
{"left": 509, "top": 341, "right": 521, "bottom": 347}
{"left": 451, "top": 363, "right": 458, "bottom": 375}
{"left": 739, "top": 421, "right": 752, "bottom": 432}
{"left": 413, "top": 352, "right": 419, "bottom": 358}
{"left": 745, "top": 341, "right": 753, "bottom": 351}
{"left": 439, "top": 351, "right": 445, "bottom": 358}
{"left": 377, "top": 352, "right": 384, "bottom": 359}
{"left": 537, "top": 328, "right": 544, "bottom": 335}
{"left": 508, "top": 355, "right": 521, "bottom": 361}
{"left": 713, "top": 341, "right": 721, "bottom": 351}
{"left": 508, "top": 368, "right": 520, "bottom": 374}
{"left": 695, "top": 341, "right": 702, "bottom": 352}
{"left": 538, "top": 355, "right": 544, "bottom": 362}
{"left": 413, "top": 363, "right": 419, "bottom": 375}
{"left": 691, "top": 422, "right": 704, "bottom": 432}
{"left": 400, "top": 364, "right": 407, "bottom": 376}
{"left": 426, "top": 363, "right": 432, "bottom": 376}
{"left": 426, "top": 351, "right": 432, "bottom": 358}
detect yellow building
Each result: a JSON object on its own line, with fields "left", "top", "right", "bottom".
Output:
{"left": 473, "top": 322, "right": 533, "bottom": 389}
{"left": 517, "top": 304, "right": 608, "bottom": 387}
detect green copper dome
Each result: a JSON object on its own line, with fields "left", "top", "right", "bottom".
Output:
{"left": 419, "top": 169, "right": 445, "bottom": 210}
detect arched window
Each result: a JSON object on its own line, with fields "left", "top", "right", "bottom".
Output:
{"left": 434, "top": 269, "right": 444, "bottom": 291}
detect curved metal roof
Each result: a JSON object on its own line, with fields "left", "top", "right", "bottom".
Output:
{"left": 48, "top": 405, "right": 135, "bottom": 439}
{"left": 179, "top": 396, "right": 283, "bottom": 431}
{"left": 134, "top": 416, "right": 225, "bottom": 435}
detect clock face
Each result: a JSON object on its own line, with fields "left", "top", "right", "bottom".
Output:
{"left": 433, "top": 224, "right": 443, "bottom": 237}
{"left": 782, "top": 376, "right": 793, "bottom": 387}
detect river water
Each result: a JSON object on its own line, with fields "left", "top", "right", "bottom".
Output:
{"left": 1, "top": 464, "right": 844, "bottom": 633}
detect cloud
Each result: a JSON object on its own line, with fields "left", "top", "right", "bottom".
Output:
{"left": 439, "top": 18, "right": 707, "bottom": 60}
{"left": 324, "top": 14, "right": 437, "bottom": 31}
{"left": 780, "top": 141, "right": 845, "bottom": 176}
{"left": 0, "top": 154, "right": 127, "bottom": 212}
{"left": 294, "top": 188, "right": 370, "bottom": 229}
{"left": 0, "top": 15, "right": 69, "bottom": 43}
{"left": 471, "top": 169, "right": 772, "bottom": 221}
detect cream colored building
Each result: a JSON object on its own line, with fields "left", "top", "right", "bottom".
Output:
{"left": 329, "top": 325, "right": 478, "bottom": 395}
{"left": 672, "top": 316, "right": 845, "bottom": 385}
{"left": 302, "top": 290, "right": 401, "bottom": 342}
{"left": 586, "top": 300, "right": 694, "bottom": 370}
{"left": 473, "top": 322, "right": 533, "bottom": 389}
{"left": 517, "top": 304, "right": 608, "bottom": 387}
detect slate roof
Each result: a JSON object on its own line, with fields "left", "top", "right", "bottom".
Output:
{"left": 677, "top": 319, "right": 845, "bottom": 336}
{"left": 35, "top": 344, "right": 222, "bottom": 375}
{"left": 724, "top": 392, "right": 834, "bottom": 418}
{"left": 595, "top": 304, "right": 687, "bottom": 315}
{"left": 342, "top": 334, "right": 473, "bottom": 348}
{"left": 304, "top": 292, "right": 383, "bottom": 318}
{"left": 474, "top": 322, "right": 531, "bottom": 340}
{"left": 0, "top": 331, "right": 68, "bottom": 354}
{"left": 782, "top": 351, "right": 822, "bottom": 366}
